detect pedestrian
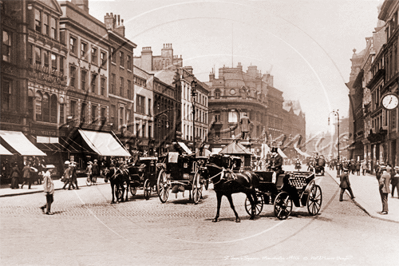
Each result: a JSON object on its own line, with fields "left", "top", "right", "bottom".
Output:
{"left": 92, "top": 159, "right": 100, "bottom": 184}
{"left": 21, "top": 162, "right": 33, "bottom": 189}
{"left": 361, "top": 160, "right": 367, "bottom": 176}
{"left": 70, "top": 161, "right": 79, "bottom": 189}
{"left": 376, "top": 163, "right": 383, "bottom": 181}
{"left": 378, "top": 165, "right": 391, "bottom": 215}
{"left": 40, "top": 165, "right": 55, "bottom": 215}
{"left": 61, "top": 161, "right": 73, "bottom": 190}
{"left": 339, "top": 167, "right": 355, "bottom": 201}
{"left": 86, "top": 161, "right": 93, "bottom": 184}
{"left": 391, "top": 166, "right": 399, "bottom": 198}
{"left": 9, "top": 162, "right": 20, "bottom": 189}
{"left": 355, "top": 160, "right": 361, "bottom": 176}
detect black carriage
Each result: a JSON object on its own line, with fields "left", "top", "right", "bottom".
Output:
{"left": 245, "top": 170, "right": 322, "bottom": 220}
{"left": 128, "top": 156, "right": 158, "bottom": 200}
{"left": 156, "top": 152, "right": 204, "bottom": 204}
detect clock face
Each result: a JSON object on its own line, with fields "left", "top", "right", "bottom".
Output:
{"left": 382, "top": 94, "right": 399, "bottom": 110}
{"left": 230, "top": 89, "right": 236, "bottom": 95}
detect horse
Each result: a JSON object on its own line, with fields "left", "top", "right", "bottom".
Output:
{"left": 204, "top": 155, "right": 259, "bottom": 223}
{"left": 104, "top": 167, "right": 130, "bottom": 203}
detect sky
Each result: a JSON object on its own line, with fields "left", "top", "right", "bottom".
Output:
{"left": 88, "top": 0, "right": 383, "bottom": 134}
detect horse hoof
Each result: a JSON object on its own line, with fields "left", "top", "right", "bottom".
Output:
{"left": 212, "top": 218, "right": 218, "bottom": 222}
{"left": 250, "top": 216, "right": 255, "bottom": 220}
{"left": 235, "top": 218, "right": 241, "bottom": 223}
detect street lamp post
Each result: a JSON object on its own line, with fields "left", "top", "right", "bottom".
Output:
{"left": 329, "top": 109, "right": 340, "bottom": 175}
{"left": 191, "top": 80, "right": 197, "bottom": 155}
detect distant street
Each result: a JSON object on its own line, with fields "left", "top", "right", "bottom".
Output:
{"left": 1, "top": 168, "right": 398, "bottom": 266}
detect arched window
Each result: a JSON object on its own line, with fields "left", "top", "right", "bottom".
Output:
{"left": 50, "top": 94, "right": 57, "bottom": 123}
{"left": 35, "top": 91, "right": 43, "bottom": 121}
{"left": 42, "top": 93, "right": 50, "bottom": 122}
{"left": 214, "top": 89, "right": 221, "bottom": 99}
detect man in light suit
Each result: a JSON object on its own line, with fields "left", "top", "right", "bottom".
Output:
{"left": 378, "top": 165, "right": 391, "bottom": 215}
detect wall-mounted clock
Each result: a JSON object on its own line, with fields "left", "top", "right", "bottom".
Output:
{"left": 381, "top": 93, "right": 399, "bottom": 110}
{"left": 230, "top": 88, "right": 236, "bottom": 95}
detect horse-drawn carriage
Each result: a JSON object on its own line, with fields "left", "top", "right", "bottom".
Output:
{"left": 244, "top": 170, "right": 322, "bottom": 220}
{"left": 128, "top": 156, "right": 158, "bottom": 200}
{"left": 156, "top": 152, "right": 205, "bottom": 204}
{"left": 314, "top": 157, "right": 326, "bottom": 176}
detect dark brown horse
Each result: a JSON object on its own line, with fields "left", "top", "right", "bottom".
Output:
{"left": 204, "top": 155, "right": 259, "bottom": 223}
{"left": 104, "top": 167, "right": 130, "bottom": 203}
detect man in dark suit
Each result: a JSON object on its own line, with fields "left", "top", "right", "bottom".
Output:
{"left": 379, "top": 165, "right": 391, "bottom": 215}
{"left": 339, "top": 167, "right": 355, "bottom": 201}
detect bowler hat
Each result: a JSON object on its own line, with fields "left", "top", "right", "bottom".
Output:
{"left": 64, "top": 160, "right": 70, "bottom": 165}
{"left": 271, "top": 147, "right": 278, "bottom": 153}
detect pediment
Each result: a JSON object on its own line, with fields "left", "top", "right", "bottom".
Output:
{"left": 37, "top": 0, "right": 62, "bottom": 15}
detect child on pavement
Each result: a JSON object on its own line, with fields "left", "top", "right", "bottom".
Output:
{"left": 40, "top": 165, "right": 55, "bottom": 215}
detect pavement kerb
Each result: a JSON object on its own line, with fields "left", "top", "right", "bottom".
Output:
{"left": 325, "top": 169, "right": 399, "bottom": 224}
{"left": 0, "top": 179, "right": 108, "bottom": 198}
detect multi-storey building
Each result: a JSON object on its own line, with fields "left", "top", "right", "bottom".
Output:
{"left": 133, "top": 43, "right": 183, "bottom": 71}
{"left": 104, "top": 13, "right": 137, "bottom": 152}
{"left": 376, "top": 0, "right": 399, "bottom": 166}
{"left": 206, "top": 63, "right": 305, "bottom": 155}
{"left": 133, "top": 65, "right": 154, "bottom": 152}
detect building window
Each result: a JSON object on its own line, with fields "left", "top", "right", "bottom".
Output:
{"left": 120, "top": 77, "right": 124, "bottom": 97}
{"left": 35, "top": 47, "right": 41, "bottom": 65}
{"left": 215, "top": 89, "right": 221, "bottom": 99}
{"left": 2, "top": 30, "right": 12, "bottom": 62}
{"left": 391, "top": 110, "right": 396, "bottom": 130}
{"left": 110, "top": 105, "right": 116, "bottom": 126}
{"left": 70, "top": 100, "right": 76, "bottom": 118}
{"left": 42, "top": 93, "right": 49, "bottom": 122}
{"left": 91, "top": 47, "right": 97, "bottom": 65}
{"left": 60, "top": 104, "right": 65, "bottom": 124}
{"left": 28, "top": 44, "right": 33, "bottom": 65}
{"left": 101, "top": 107, "right": 106, "bottom": 123}
{"left": 69, "top": 66, "right": 76, "bottom": 88}
{"left": 43, "top": 50, "right": 49, "bottom": 67}
{"left": 92, "top": 105, "right": 97, "bottom": 123}
{"left": 50, "top": 95, "right": 57, "bottom": 123}
{"left": 100, "top": 51, "right": 107, "bottom": 68}
{"left": 70, "top": 37, "right": 76, "bottom": 54}
{"left": 1, "top": 80, "right": 12, "bottom": 111}
{"left": 127, "top": 80, "right": 132, "bottom": 100}
{"left": 111, "top": 73, "right": 115, "bottom": 94}
{"left": 81, "top": 42, "right": 87, "bottom": 59}
{"left": 43, "top": 13, "right": 49, "bottom": 35}
{"left": 35, "top": 9, "right": 41, "bottom": 32}
{"left": 137, "top": 95, "right": 145, "bottom": 114}
{"left": 35, "top": 92, "right": 42, "bottom": 121}
{"left": 101, "top": 77, "right": 106, "bottom": 96}
{"left": 148, "top": 123, "right": 152, "bottom": 139}
{"left": 119, "top": 51, "right": 124, "bottom": 67}
{"left": 81, "top": 102, "right": 87, "bottom": 122}
{"left": 50, "top": 17, "right": 56, "bottom": 39}
{"left": 119, "top": 107, "right": 124, "bottom": 129}
{"left": 111, "top": 47, "right": 116, "bottom": 63}
{"left": 60, "top": 57, "right": 64, "bottom": 75}
{"left": 136, "top": 123, "right": 140, "bottom": 137}
{"left": 228, "top": 111, "right": 237, "bottom": 122}
{"left": 81, "top": 70, "right": 87, "bottom": 90}
{"left": 51, "top": 53, "right": 57, "bottom": 71}
{"left": 28, "top": 94, "right": 34, "bottom": 120}
{"left": 127, "top": 55, "right": 131, "bottom": 70}
{"left": 148, "top": 99, "right": 151, "bottom": 116}
{"left": 91, "top": 74, "right": 97, "bottom": 93}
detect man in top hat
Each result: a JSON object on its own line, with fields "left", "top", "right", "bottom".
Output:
{"left": 269, "top": 147, "right": 283, "bottom": 182}
{"left": 240, "top": 112, "right": 251, "bottom": 140}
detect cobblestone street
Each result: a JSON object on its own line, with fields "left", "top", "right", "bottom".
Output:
{"left": 1, "top": 170, "right": 399, "bottom": 266}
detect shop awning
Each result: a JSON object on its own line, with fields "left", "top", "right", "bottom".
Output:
{"left": 78, "top": 129, "right": 130, "bottom": 157}
{"left": 0, "top": 144, "right": 12, "bottom": 155}
{"left": 0, "top": 130, "right": 46, "bottom": 156}
{"left": 177, "top": 142, "right": 192, "bottom": 154}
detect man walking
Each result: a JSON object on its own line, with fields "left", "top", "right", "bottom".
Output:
{"left": 378, "top": 165, "right": 391, "bottom": 215}
{"left": 40, "top": 165, "right": 55, "bottom": 215}
{"left": 339, "top": 167, "right": 355, "bottom": 201}
{"left": 21, "top": 161, "right": 33, "bottom": 189}
{"left": 62, "top": 161, "right": 73, "bottom": 190}
{"left": 70, "top": 161, "right": 79, "bottom": 189}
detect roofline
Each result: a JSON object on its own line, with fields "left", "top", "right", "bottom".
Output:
{"left": 108, "top": 31, "right": 137, "bottom": 49}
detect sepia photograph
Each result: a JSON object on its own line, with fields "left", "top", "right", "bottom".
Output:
{"left": 1, "top": 0, "right": 398, "bottom": 265}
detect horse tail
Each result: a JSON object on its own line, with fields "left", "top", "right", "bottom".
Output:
{"left": 242, "top": 170, "right": 259, "bottom": 189}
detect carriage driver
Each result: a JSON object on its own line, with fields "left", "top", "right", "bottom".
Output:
{"left": 269, "top": 147, "right": 283, "bottom": 183}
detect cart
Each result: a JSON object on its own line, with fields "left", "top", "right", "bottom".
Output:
{"left": 128, "top": 156, "right": 158, "bottom": 200}
{"left": 244, "top": 170, "right": 322, "bottom": 220}
{"left": 156, "top": 152, "right": 204, "bottom": 204}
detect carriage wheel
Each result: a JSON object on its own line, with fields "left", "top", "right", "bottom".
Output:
{"left": 307, "top": 184, "right": 322, "bottom": 216}
{"left": 274, "top": 192, "right": 293, "bottom": 220}
{"left": 192, "top": 172, "right": 203, "bottom": 204}
{"left": 157, "top": 169, "right": 170, "bottom": 203}
{"left": 116, "top": 186, "right": 123, "bottom": 202}
{"left": 130, "top": 186, "right": 137, "bottom": 196}
{"left": 143, "top": 179, "right": 151, "bottom": 200}
{"left": 244, "top": 194, "right": 263, "bottom": 216}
